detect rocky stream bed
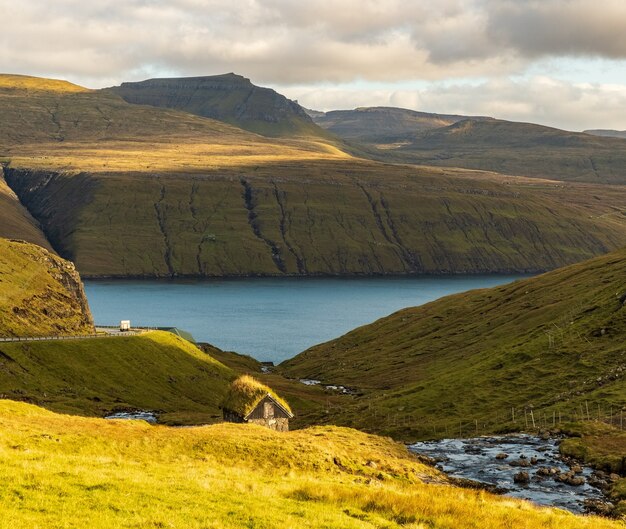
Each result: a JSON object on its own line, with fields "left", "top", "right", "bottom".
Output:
{"left": 410, "top": 434, "right": 617, "bottom": 515}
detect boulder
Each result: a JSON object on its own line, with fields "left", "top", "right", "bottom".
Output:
{"left": 513, "top": 471, "right": 530, "bottom": 484}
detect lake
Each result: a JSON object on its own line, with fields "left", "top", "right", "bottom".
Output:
{"left": 84, "top": 275, "right": 527, "bottom": 363}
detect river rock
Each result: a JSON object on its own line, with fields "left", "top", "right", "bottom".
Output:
{"left": 536, "top": 467, "right": 551, "bottom": 476}
{"left": 495, "top": 453, "right": 508, "bottom": 460}
{"left": 587, "top": 473, "right": 609, "bottom": 490}
{"left": 557, "top": 471, "right": 585, "bottom": 486}
{"left": 570, "top": 465, "right": 583, "bottom": 474}
{"left": 510, "top": 458, "right": 531, "bottom": 468}
{"left": 514, "top": 471, "right": 530, "bottom": 484}
{"left": 530, "top": 457, "right": 538, "bottom": 465}
{"left": 609, "top": 473, "right": 621, "bottom": 482}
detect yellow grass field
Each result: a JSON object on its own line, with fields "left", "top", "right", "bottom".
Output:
{"left": 0, "top": 400, "right": 621, "bottom": 529}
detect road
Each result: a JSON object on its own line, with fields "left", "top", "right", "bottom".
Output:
{"left": 0, "top": 328, "right": 144, "bottom": 343}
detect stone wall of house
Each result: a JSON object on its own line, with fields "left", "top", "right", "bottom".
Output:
{"left": 248, "top": 417, "right": 289, "bottom": 432}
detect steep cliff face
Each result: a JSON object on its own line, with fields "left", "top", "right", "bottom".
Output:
{"left": 0, "top": 238, "right": 94, "bottom": 337}
{"left": 0, "top": 165, "right": 53, "bottom": 251}
{"left": 108, "top": 74, "right": 326, "bottom": 138}
{"left": 4, "top": 163, "right": 626, "bottom": 278}
{"left": 3, "top": 168, "right": 96, "bottom": 261}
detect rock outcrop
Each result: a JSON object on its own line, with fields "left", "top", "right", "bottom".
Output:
{"left": 108, "top": 74, "right": 322, "bottom": 137}
{"left": 0, "top": 238, "right": 94, "bottom": 337}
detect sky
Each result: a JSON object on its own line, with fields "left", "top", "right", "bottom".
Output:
{"left": 2, "top": 0, "right": 626, "bottom": 131}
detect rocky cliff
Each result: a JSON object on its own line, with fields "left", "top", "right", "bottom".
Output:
{"left": 0, "top": 238, "right": 94, "bottom": 337}
{"left": 108, "top": 73, "right": 325, "bottom": 138}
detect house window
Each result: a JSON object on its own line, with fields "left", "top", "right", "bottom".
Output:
{"left": 263, "top": 401, "right": 274, "bottom": 419}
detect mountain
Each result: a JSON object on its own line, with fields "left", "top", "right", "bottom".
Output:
{"left": 0, "top": 238, "right": 94, "bottom": 337}
{"left": 314, "top": 109, "right": 626, "bottom": 184}
{"left": 281, "top": 246, "right": 626, "bottom": 440}
{"left": 312, "top": 106, "right": 487, "bottom": 142}
{"left": 2, "top": 74, "right": 626, "bottom": 277}
{"left": 108, "top": 73, "right": 327, "bottom": 138}
{"left": 2, "top": 400, "right": 620, "bottom": 528}
{"left": 585, "top": 129, "right": 626, "bottom": 139}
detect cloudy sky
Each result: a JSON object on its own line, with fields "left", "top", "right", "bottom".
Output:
{"left": 2, "top": 0, "right": 626, "bottom": 130}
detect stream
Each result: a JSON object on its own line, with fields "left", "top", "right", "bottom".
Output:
{"left": 409, "top": 434, "right": 606, "bottom": 514}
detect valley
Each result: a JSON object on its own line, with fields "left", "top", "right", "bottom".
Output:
{"left": 0, "top": 71, "right": 624, "bottom": 526}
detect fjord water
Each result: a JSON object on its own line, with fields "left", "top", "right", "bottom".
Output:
{"left": 84, "top": 275, "right": 527, "bottom": 363}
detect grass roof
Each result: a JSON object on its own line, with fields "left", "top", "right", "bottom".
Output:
{"left": 222, "top": 375, "right": 293, "bottom": 418}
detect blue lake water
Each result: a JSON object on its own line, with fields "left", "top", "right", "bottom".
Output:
{"left": 84, "top": 275, "right": 528, "bottom": 363}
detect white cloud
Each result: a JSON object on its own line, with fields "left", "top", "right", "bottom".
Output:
{"left": 3, "top": 0, "right": 626, "bottom": 86}
{"left": 2, "top": 0, "right": 626, "bottom": 129}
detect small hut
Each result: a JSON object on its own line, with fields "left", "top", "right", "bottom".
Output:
{"left": 222, "top": 375, "right": 294, "bottom": 431}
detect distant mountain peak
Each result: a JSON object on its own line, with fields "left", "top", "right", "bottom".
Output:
{"left": 109, "top": 74, "right": 325, "bottom": 138}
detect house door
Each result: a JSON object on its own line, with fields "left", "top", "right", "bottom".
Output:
{"left": 263, "top": 401, "right": 275, "bottom": 419}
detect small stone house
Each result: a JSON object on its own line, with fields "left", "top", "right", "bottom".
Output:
{"left": 222, "top": 375, "right": 294, "bottom": 431}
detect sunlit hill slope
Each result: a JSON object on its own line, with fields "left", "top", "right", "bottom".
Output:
{"left": 0, "top": 400, "right": 619, "bottom": 529}
{"left": 1, "top": 74, "right": 625, "bottom": 277}
{"left": 281, "top": 247, "right": 626, "bottom": 440}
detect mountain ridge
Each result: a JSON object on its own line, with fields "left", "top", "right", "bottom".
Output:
{"left": 107, "top": 73, "right": 329, "bottom": 138}
{"left": 1, "top": 73, "right": 625, "bottom": 278}
{"left": 312, "top": 107, "right": 626, "bottom": 184}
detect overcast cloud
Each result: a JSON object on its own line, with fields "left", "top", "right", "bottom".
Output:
{"left": 1, "top": 0, "right": 626, "bottom": 130}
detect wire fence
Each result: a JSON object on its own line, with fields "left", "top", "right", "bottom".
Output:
{"left": 354, "top": 400, "right": 626, "bottom": 437}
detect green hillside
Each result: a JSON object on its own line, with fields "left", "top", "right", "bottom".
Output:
{"left": 108, "top": 73, "right": 328, "bottom": 138}
{"left": 0, "top": 238, "right": 93, "bottom": 337}
{"left": 7, "top": 161, "right": 626, "bottom": 277}
{"left": 281, "top": 247, "right": 626, "bottom": 440}
{"left": 2, "top": 74, "right": 626, "bottom": 277}
{"left": 0, "top": 331, "right": 234, "bottom": 424}
{"left": 0, "top": 400, "right": 619, "bottom": 529}
{"left": 317, "top": 110, "right": 626, "bottom": 184}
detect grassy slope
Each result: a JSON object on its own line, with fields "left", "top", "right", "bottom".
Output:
{"left": 0, "top": 400, "right": 619, "bottom": 529}
{"left": 321, "top": 113, "right": 626, "bottom": 184}
{"left": 108, "top": 73, "right": 330, "bottom": 139}
{"left": 281, "top": 247, "right": 626, "bottom": 440}
{"left": 0, "top": 238, "right": 93, "bottom": 337}
{"left": 0, "top": 331, "right": 234, "bottom": 424}
{"left": 0, "top": 167, "right": 52, "bottom": 250}
{"left": 7, "top": 162, "right": 626, "bottom": 278}
{"left": 2, "top": 74, "right": 626, "bottom": 277}
{"left": 560, "top": 422, "right": 626, "bottom": 514}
